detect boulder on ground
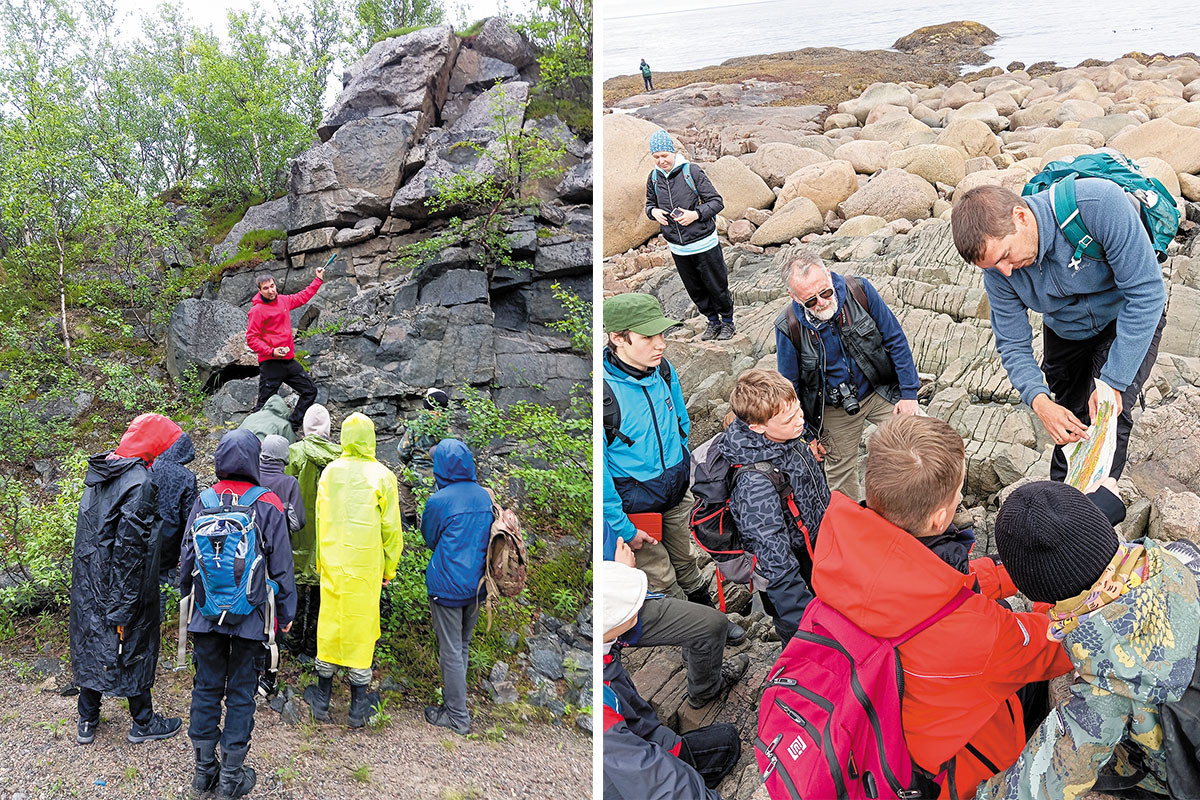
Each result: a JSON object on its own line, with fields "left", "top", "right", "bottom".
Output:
{"left": 741, "top": 142, "right": 830, "bottom": 188}
{"left": 952, "top": 167, "right": 1034, "bottom": 201}
{"left": 887, "top": 144, "right": 967, "bottom": 186}
{"left": 936, "top": 118, "right": 1000, "bottom": 159}
{"left": 836, "top": 215, "right": 888, "bottom": 237}
{"left": 727, "top": 219, "right": 755, "bottom": 243}
{"left": 952, "top": 102, "right": 1008, "bottom": 133}
{"left": 859, "top": 117, "right": 936, "bottom": 148}
{"left": 833, "top": 140, "right": 894, "bottom": 174}
{"left": 776, "top": 160, "right": 858, "bottom": 216}
{"left": 705, "top": 156, "right": 778, "bottom": 220}
{"left": 1110, "top": 117, "right": 1200, "bottom": 173}
{"left": 1134, "top": 156, "right": 1181, "bottom": 197}
{"left": 838, "top": 168, "right": 937, "bottom": 222}
{"left": 750, "top": 197, "right": 823, "bottom": 246}
{"left": 602, "top": 114, "right": 669, "bottom": 256}
{"left": 838, "top": 82, "right": 915, "bottom": 124}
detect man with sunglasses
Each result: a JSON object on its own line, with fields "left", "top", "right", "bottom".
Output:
{"left": 774, "top": 254, "right": 920, "bottom": 499}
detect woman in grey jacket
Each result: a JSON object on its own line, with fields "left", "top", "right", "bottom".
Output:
{"left": 645, "top": 129, "right": 735, "bottom": 340}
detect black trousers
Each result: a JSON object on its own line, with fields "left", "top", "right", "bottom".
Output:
{"left": 1042, "top": 313, "right": 1165, "bottom": 482}
{"left": 253, "top": 359, "right": 318, "bottom": 428}
{"left": 188, "top": 633, "right": 263, "bottom": 752}
{"left": 643, "top": 75, "right": 653, "bottom": 90}
{"left": 671, "top": 245, "right": 733, "bottom": 321}
{"left": 287, "top": 584, "right": 320, "bottom": 658}
{"left": 679, "top": 722, "right": 742, "bottom": 789}
{"left": 79, "top": 686, "right": 152, "bottom": 726}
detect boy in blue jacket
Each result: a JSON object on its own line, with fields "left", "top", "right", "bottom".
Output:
{"left": 421, "top": 438, "right": 493, "bottom": 736}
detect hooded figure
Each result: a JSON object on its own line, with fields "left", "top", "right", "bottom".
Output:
{"left": 149, "top": 431, "right": 198, "bottom": 587}
{"left": 315, "top": 413, "right": 403, "bottom": 670}
{"left": 70, "top": 413, "right": 183, "bottom": 745}
{"left": 258, "top": 434, "right": 304, "bottom": 533}
{"left": 421, "top": 439, "right": 492, "bottom": 736}
{"left": 239, "top": 395, "right": 295, "bottom": 444}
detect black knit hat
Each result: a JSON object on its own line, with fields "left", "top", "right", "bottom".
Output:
{"left": 994, "top": 481, "right": 1120, "bottom": 603}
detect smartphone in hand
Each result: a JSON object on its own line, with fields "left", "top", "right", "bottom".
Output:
{"left": 671, "top": 207, "right": 685, "bottom": 219}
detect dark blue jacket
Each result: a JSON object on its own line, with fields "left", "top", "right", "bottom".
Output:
{"left": 180, "top": 429, "right": 296, "bottom": 639}
{"left": 421, "top": 439, "right": 493, "bottom": 607}
{"left": 149, "top": 432, "right": 198, "bottom": 579}
{"left": 258, "top": 458, "right": 305, "bottom": 533}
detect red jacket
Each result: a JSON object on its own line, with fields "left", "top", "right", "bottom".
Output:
{"left": 245, "top": 277, "right": 322, "bottom": 363}
{"left": 811, "top": 494, "right": 1072, "bottom": 799}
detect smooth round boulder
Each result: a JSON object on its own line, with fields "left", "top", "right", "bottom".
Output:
{"left": 1079, "top": 114, "right": 1140, "bottom": 142}
{"left": 824, "top": 112, "right": 859, "bottom": 131}
{"left": 836, "top": 215, "right": 888, "bottom": 237}
{"left": 936, "top": 118, "right": 1000, "bottom": 159}
{"left": 705, "top": 155, "right": 776, "bottom": 220}
{"left": 838, "top": 82, "right": 916, "bottom": 123}
{"left": 942, "top": 82, "right": 984, "bottom": 109}
{"left": 953, "top": 167, "right": 1034, "bottom": 202}
{"left": 859, "top": 117, "right": 937, "bottom": 148}
{"left": 602, "top": 114, "right": 674, "bottom": 256}
{"left": 776, "top": 160, "right": 858, "bottom": 216}
{"left": 833, "top": 139, "right": 894, "bottom": 174}
{"left": 887, "top": 144, "right": 967, "bottom": 186}
{"left": 1056, "top": 100, "right": 1105, "bottom": 125}
{"left": 952, "top": 102, "right": 1008, "bottom": 133}
{"left": 1040, "top": 144, "right": 1096, "bottom": 168}
{"left": 838, "top": 169, "right": 937, "bottom": 222}
{"left": 741, "top": 142, "right": 830, "bottom": 188}
{"left": 1010, "top": 100, "right": 1062, "bottom": 129}
{"left": 1134, "top": 156, "right": 1181, "bottom": 197}
{"left": 727, "top": 218, "right": 756, "bottom": 244}
{"left": 1111, "top": 117, "right": 1200, "bottom": 174}
{"left": 750, "top": 197, "right": 823, "bottom": 246}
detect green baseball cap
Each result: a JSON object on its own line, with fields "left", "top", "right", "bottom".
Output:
{"left": 604, "top": 293, "right": 681, "bottom": 335}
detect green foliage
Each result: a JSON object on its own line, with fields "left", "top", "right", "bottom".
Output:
{"left": 459, "top": 388, "right": 591, "bottom": 529}
{"left": 527, "top": 548, "right": 588, "bottom": 619}
{"left": 352, "top": 0, "right": 444, "bottom": 53}
{"left": 238, "top": 228, "right": 287, "bottom": 252}
{"left": 547, "top": 282, "right": 591, "bottom": 352}
{"left": 519, "top": 0, "right": 592, "bottom": 92}
{"left": 349, "top": 763, "right": 371, "bottom": 782}
{"left": 397, "top": 84, "right": 568, "bottom": 272}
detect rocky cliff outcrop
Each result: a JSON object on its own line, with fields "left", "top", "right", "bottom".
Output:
{"left": 168, "top": 20, "right": 592, "bottom": 462}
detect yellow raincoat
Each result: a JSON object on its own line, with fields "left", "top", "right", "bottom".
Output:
{"left": 315, "top": 413, "right": 403, "bottom": 669}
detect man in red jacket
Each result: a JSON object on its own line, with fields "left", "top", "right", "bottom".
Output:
{"left": 246, "top": 267, "right": 324, "bottom": 432}
{"left": 810, "top": 415, "right": 1072, "bottom": 799}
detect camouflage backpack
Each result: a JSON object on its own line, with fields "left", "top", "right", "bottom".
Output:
{"left": 478, "top": 489, "right": 528, "bottom": 629}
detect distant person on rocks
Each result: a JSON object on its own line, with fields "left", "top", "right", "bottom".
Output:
{"left": 602, "top": 293, "right": 718, "bottom": 607}
{"left": 306, "top": 413, "right": 402, "bottom": 729}
{"left": 978, "top": 481, "right": 1200, "bottom": 800}
{"left": 420, "top": 438, "right": 492, "bottom": 736}
{"left": 148, "top": 429, "right": 198, "bottom": 618}
{"left": 775, "top": 254, "right": 920, "bottom": 500}
{"left": 640, "top": 58, "right": 653, "bottom": 91}
{"left": 245, "top": 265, "right": 325, "bottom": 433}
{"left": 951, "top": 184, "right": 1167, "bottom": 483}
{"left": 645, "top": 129, "right": 735, "bottom": 340}
{"left": 239, "top": 395, "right": 296, "bottom": 444}
{"left": 811, "top": 415, "right": 1072, "bottom": 800}
{"left": 284, "top": 404, "right": 341, "bottom": 661}
{"left": 396, "top": 387, "right": 450, "bottom": 528}
{"left": 71, "top": 413, "right": 185, "bottom": 748}
{"left": 601, "top": 561, "right": 742, "bottom": 799}
{"left": 603, "top": 522, "right": 749, "bottom": 712}
{"left": 719, "top": 368, "right": 830, "bottom": 643}
{"left": 180, "top": 428, "right": 296, "bottom": 799}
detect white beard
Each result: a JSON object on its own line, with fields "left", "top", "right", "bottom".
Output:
{"left": 808, "top": 299, "right": 838, "bottom": 322}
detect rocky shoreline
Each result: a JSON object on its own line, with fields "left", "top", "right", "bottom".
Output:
{"left": 603, "top": 29, "right": 1200, "bottom": 798}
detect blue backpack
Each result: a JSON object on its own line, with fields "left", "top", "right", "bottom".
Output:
{"left": 1023, "top": 150, "right": 1180, "bottom": 268}
{"left": 188, "top": 486, "right": 278, "bottom": 625}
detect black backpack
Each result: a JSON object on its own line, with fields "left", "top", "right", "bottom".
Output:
{"left": 603, "top": 359, "right": 679, "bottom": 448}
{"left": 688, "top": 431, "right": 814, "bottom": 611}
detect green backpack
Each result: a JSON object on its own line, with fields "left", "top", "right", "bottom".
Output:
{"left": 1022, "top": 150, "right": 1180, "bottom": 268}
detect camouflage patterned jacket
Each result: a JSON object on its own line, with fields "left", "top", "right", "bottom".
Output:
{"left": 976, "top": 538, "right": 1200, "bottom": 800}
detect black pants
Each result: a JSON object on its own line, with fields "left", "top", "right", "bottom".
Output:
{"left": 1015, "top": 679, "right": 1051, "bottom": 741}
{"left": 643, "top": 75, "right": 653, "bottom": 90}
{"left": 79, "top": 687, "right": 152, "bottom": 726}
{"left": 287, "top": 584, "right": 320, "bottom": 658}
{"left": 254, "top": 359, "right": 318, "bottom": 428}
{"left": 1042, "top": 313, "right": 1165, "bottom": 482}
{"left": 188, "top": 633, "right": 263, "bottom": 752}
{"left": 679, "top": 722, "right": 742, "bottom": 789}
{"left": 671, "top": 245, "right": 733, "bottom": 322}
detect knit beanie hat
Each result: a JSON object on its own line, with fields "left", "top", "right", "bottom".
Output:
{"left": 601, "top": 561, "right": 648, "bottom": 635}
{"left": 302, "top": 404, "right": 331, "bottom": 438}
{"left": 994, "top": 481, "right": 1120, "bottom": 603}
{"left": 260, "top": 434, "right": 290, "bottom": 464}
{"left": 649, "top": 129, "right": 675, "bottom": 154}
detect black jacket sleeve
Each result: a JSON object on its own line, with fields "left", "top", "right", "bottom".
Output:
{"left": 645, "top": 172, "right": 660, "bottom": 219}
{"left": 106, "top": 479, "right": 156, "bottom": 626}
{"left": 261, "top": 500, "right": 297, "bottom": 628}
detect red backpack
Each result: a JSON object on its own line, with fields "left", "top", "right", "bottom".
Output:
{"left": 755, "top": 587, "right": 973, "bottom": 800}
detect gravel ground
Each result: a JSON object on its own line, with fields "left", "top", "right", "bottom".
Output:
{"left": 0, "top": 659, "right": 591, "bottom": 799}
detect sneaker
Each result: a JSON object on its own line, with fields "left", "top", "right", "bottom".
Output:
{"left": 716, "top": 321, "right": 736, "bottom": 340}
{"left": 256, "top": 671, "right": 278, "bottom": 700}
{"left": 424, "top": 704, "right": 470, "bottom": 736}
{"left": 127, "top": 712, "right": 182, "bottom": 743}
{"left": 685, "top": 654, "right": 750, "bottom": 709}
{"left": 726, "top": 621, "right": 748, "bottom": 647}
{"left": 77, "top": 718, "right": 97, "bottom": 745}
{"left": 700, "top": 320, "right": 722, "bottom": 341}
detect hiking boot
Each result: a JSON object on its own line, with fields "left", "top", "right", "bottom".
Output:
{"left": 424, "top": 704, "right": 470, "bottom": 736}
{"left": 215, "top": 745, "right": 256, "bottom": 800}
{"left": 716, "top": 321, "right": 736, "bottom": 340}
{"left": 347, "top": 683, "right": 380, "bottom": 729}
{"left": 190, "top": 739, "right": 219, "bottom": 798}
{"left": 700, "top": 320, "right": 722, "bottom": 341}
{"left": 127, "top": 712, "right": 182, "bottom": 743}
{"left": 256, "top": 670, "right": 278, "bottom": 700}
{"left": 76, "top": 718, "right": 97, "bottom": 745}
{"left": 725, "top": 621, "right": 748, "bottom": 647}
{"left": 303, "top": 675, "right": 333, "bottom": 722}
{"left": 686, "top": 654, "right": 750, "bottom": 709}
{"left": 685, "top": 586, "right": 715, "bottom": 608}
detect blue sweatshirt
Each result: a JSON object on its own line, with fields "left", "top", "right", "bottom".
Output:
{"left": 984, "top": 178, "right": 1166, "bottom": 404}
{"left": 775, "top": 272, "right": 920, "bottom": 412}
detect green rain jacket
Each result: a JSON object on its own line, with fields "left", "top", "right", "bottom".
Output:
{"left": 285, "top": 434, "right": 343, "bottom": 585}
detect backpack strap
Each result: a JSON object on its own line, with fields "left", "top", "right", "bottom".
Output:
{"left": 732, "top": 461, "right": 816, "bottom": 558}
{"left": 844, "top": 275, "right": 870, "bottom": 313}
{"left": 682, "top": 161, "right": 697, "bottom": 195}
{"left": 199, "top": 487, "right": 220, "bottom": 510}
{"left": 887, "top": 586, "right": 974, "bottom": 646}
{"left": 602, "top": 380, "right": 633, "bottom": 448}
{"left": 238, "top": 486, "right": 270, "bottom": 507}
{"left": 1048, "top": 174, "right": 1104, "bottom": 268}
{"left": 784, "top": 302, "right": 808, "bottom": 355}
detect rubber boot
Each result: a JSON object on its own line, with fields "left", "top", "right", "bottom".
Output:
{"left": 215, "top": 745, "right": 256, "bottom": 800}
{"left": 348, "top": 683, "right": 380, "bottom": 729}
{"left": 304, "top": 674, "right": 333, "bottom": 722}
{"left": 190, "top": 739, "right": 219, "bottom": 798}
